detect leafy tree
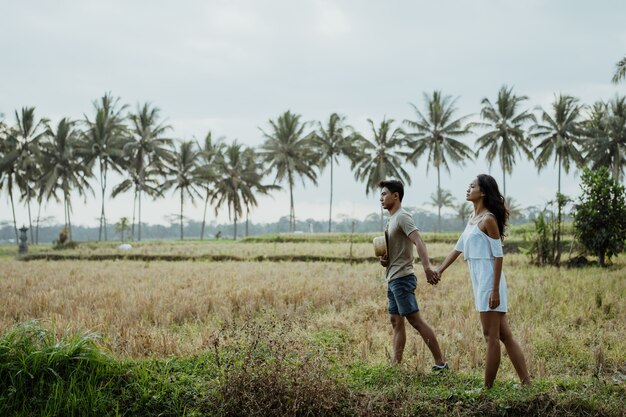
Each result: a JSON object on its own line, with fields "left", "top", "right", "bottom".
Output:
{"left": 352, "top": 118, "right": 410, "bottom": 231}
{"left": 475, "top": 85, "right": 535, "bottom": 197}
{"left": 311, "top": 113, "right": 359, "bottom": 232}
{"left": 573, "top": 167, "right": 626, "bottom": 267}
{"left": 404, "top": 91, "right": 475, "bottom": 232}
{"left": 161, "top": 140, "right": 203, "bottom": 240}
{"left": 260, "top": 111, "right": 318, "bottom": 232}
{"left": 80, "top": 93, "right": 128, "bottom": 241}
{"left": 531, "top": 94, "right": 585, "bottom": 195}
{"left": 612, "top": 56, "right": 626, "bottom": 84}
{"left": 583, "top": 96, "right": 626, "bottom": 182}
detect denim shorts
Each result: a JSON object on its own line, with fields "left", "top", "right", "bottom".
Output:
{"left": 387, "top": 274, "right": 419, "bottom": 316}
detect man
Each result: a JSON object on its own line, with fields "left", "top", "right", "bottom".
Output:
{"left": 378, "top": 179, "right": 448, "bottom": 371}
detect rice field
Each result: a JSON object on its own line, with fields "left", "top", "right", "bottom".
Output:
{"left": 1, "top": 247, "right": 624, "bottom": 383}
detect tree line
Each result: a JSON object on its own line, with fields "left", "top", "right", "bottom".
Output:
{"left": 1, "top": 78, "right": 625, "bottom": 243}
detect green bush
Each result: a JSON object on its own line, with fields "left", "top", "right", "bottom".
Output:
{"left": 573, "top": 167, "right": 626, "bottom": 267}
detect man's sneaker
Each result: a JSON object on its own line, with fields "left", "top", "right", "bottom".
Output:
{"left": 432, "top": 362, "right": 449, "bottom": 372}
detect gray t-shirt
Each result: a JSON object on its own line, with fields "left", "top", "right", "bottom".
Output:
{"left": 385, "top": 208, "right": 418, "bottom": 282}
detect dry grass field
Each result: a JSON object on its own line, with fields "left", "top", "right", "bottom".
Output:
{"left": 1, "top": 250, "right": 624, "bottom": 383}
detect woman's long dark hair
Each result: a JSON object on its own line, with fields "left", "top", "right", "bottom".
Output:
{"left": 477, "top": 174, "right": 509, "bottom": 239}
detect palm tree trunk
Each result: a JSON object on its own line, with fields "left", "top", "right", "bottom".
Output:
{"left": 557, "top": 155, "right": 561, "bottom": 195}
{"left": 65, "top": 192, "right": 72, "bottom": 241}
{"left": 131, "top": 187, "right": 137, "bottom": 241}
{"left": 35, "top": 195, "right": 42, "bottom": 245}
{"left": 437, "top": 167, "right": 441, "bottom": 233}
{"left": 288, "top": 171, "right": 295, "bottom": 232}
{"left": 201, "top": 191, "right": 209, "bottom": 240}
{"left": 246, "top": 206, "right": 250, "bottom": 237}
{"left": 9, "top": 188, "right": 18, "bottom": 245}
{"left": 180, "top": 189, "right": 184, "bottom": 241}
{"left": 100, "top": 161, "right": 108, "bottom": 241}
{"left": 27, "top": 189, "right": 34, "bottom": 244}
{"left": 138, "top": 189, "right": 142, "bottom": 241}
{"left": 328, "top": 158, "right": 333, "bottom": 233}
{"left": 502, "top": 171, "right": 507, "bottom": 199}
{"left": 234, "top": 210, "right": 238, "bottom": 240}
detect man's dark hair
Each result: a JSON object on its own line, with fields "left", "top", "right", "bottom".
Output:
{"left": 378, "top": 179, "right": 404, "bottom": 201}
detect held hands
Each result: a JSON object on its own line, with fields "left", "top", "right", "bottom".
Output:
{"left": 425, "top": 267, "right": 440, "bottom": 286}
{"left": 489, "top": 290, "right": 500, "bottom": 309}
{"left": 379, "top": 255, "right": 389, "bottom": 268}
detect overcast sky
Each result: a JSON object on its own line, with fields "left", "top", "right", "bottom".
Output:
{"left": 1, "top": 0, "right": 625, "bottom": 229}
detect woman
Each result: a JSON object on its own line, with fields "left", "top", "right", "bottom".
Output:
{"left": 436, "top": 174, "right": 530, "bottom": 388}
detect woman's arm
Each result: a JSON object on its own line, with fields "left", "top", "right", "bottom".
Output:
{"left": 436, "top": 249, "right": 462, "bottom": 275}
{"left": 482, "top": 214, "right": 503, "bottom": 309}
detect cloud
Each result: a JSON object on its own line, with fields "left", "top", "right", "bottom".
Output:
{"left": 312, "top": 0, "right": 351, "bottom": 38}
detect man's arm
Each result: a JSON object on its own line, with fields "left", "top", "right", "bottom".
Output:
{"left": 408, "top": 230, "right": 438, "bottom": 284}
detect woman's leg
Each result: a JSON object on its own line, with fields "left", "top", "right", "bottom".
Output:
{"left": 499, "top": 314, "right": 530, "bottom": 384}
{"left": 479, "top": 311, "right": 502, "bottom": 388}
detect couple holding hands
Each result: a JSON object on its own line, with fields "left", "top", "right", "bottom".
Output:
{"left": 378, "top": 176, "right": 530, "bottom": 389}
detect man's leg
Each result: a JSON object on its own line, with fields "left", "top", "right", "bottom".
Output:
{"left": 405, "top": 312, "right": 445, "bottom": 365}
{"left": 390, "top": 314, "right": 406, "bottom": 364}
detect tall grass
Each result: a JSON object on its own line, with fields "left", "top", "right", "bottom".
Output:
{"left": 1, "top": 319, "right": 623, "bottom": 416}
{"left": 0, "top": 321, "right": 119, "bottom": 416}
{"left": 0, "top": 256, "right": 623, "bottom": 381}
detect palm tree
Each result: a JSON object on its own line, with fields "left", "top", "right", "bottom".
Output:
{"left": 505, "top": 196, "right": 524, "bottom": 221}
{"left": 0, "top": 129, "right": 19, "bottom": 243}
{"left": 39, "top": 118, "right": 92, "bottom": 241}
{"left": 532, "top": 94, "right": 585, "bottom": 266}
{"left": 161, "top": 140, "right": 203, "bottom": 240}
{"left": 260, "top": 110, "right": 318, "bottom": 232}
{"left": 428, "top": 188, "right": 456, "bottom": 232}
{"left": 584, "top": 96, "right": 626, "bottom": 182}
{"left": 211, "top": 142, "right": 249, "bottom": 239}
{"left": 531, "top": 94, "right": 585, "bottom": 195}
{"left": 196, "top": 132, "right": 224, "bottom": 240}
{"left": 80, "top": 93, "right": 128, "bottom": 241}
{"left": 115, "top": 217, "right": 130, "bottom": 242}
{"left": 0, "top": 107, "right": 48, "bottom": 244}
{"left": 240, "top": 147, "right": 280, "bottom": 237}
{"left": 111, "top": 164, "right": 164, "bottom": 241}
{"left": 353, "top": 117, "right": 410, "bottom": 230}
{"left": 612, "top": 56, "right": 626, "bottom": 84}
{"left": 475, "top": 85, "right": 536, "bottom": 197}
{"left": 404, "top": 91, "right": 475, "bottom": 232}
{"left": 119, "top": 103, "right": 173, "bottom": 241}
{"left": 455, "top": 201, "right": 473, "bottom": 225}
{"left": 311, "top": 113, "right": 359, "bottom": 232}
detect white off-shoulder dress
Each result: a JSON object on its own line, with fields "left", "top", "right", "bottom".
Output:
{"left": 454, "top": 217, "right": 508, "bottom": 312}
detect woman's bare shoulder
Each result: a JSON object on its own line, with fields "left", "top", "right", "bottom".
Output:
{"left": 481, "top": 213, "right": 500, "bottom": 239}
